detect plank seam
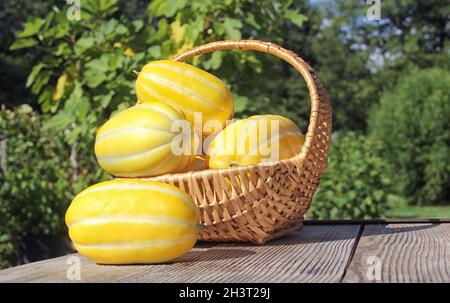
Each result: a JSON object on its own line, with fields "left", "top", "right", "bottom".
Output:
{"left": 339, "top": 223, "right": 364, "bottom": 283}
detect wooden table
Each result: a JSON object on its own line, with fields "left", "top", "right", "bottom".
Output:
{"left": 1, "top": 220, "right": 449, "bottom": 283}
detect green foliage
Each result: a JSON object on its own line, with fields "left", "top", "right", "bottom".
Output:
{"left": 10, "top": 0, "right": 309, "bottom": 143}
{"left": 319, "top": 0, "right": 450, "bottom": 130}
{"left": 0, "top": 105, "right": 109, "bottom": 268}
{"left": 0, "top": 0, "right": 61, "bottom": 107}
{"left": 0, "top": 239, "right": 19, "bottom": 270}
{"left": 310, "top": 132, "right": 395, "bottom": 219}
{"left": 9, "top": 0, "right": 151, "bottom": 143}
{"left": 369, "top": 68, "right": 450, "bottom": 205}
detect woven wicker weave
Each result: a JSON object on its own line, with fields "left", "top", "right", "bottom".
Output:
{"left": 141, "top": 40, "right": 332, "bottom": 244}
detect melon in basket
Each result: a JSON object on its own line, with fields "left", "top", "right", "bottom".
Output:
{"left": 208, "top": 115, "right": 305, "bottom": 168}
{"left": 135, "top": 60, "right": 234, "bottom": 136}
{"left": 94, "top": 102, "right": 200, "bottom": 177}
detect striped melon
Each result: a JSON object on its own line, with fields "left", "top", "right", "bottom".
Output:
{"left": 95, "top": 102, "right": 199, "bottom": 177}
{"left": 208, "top": 115, "right": 305, "bottom": 168}
{"left": 65, "top": 179, "right": 199, "bottom": 264}
{"left": 135, "top": 60, "right": 234, "bottom": 136}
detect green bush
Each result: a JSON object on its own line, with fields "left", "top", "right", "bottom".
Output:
{"left": 0, "top": 235, "right": 19, "bottom": 269}
{"left": 0, "top": 105, "right": 108, "bottom": 268}
{"left": 370, "top": 68, "right": 450, "bottom": 205}
{"left": 309, "top": 132, "right": 395, "bottom": 219}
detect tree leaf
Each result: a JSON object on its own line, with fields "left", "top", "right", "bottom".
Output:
{"left": 44, "top": 24, "right": 69, "bottom": 39}
{"left": 132, "top": 20, "right": 144, "bottom": 32}
{"left": 98, "top": 19, "right": 118, "bottom": 36}
{"left": 147, "top": 0, "right": 165, "bottom": 17}
{"left": 185, "top": 16, "right": 205, "bottom": 41}
{"left": 233, "top": 94, "right": 249, "bottom": 113}
{"left": 285, "top": 9, "right": 308, "bottom": 27}
{"left": 245, "top": 13, "right": 261, "bottom": 30}
{"left": 203, "top": 52, "right": 223, "bottom": 70}
{"left": 31, "top": 71, "right": 50, "bottom": 95}
{"left": 116, "top": 24, "right": 129, "bottom": 36}
{"left": 223, "top": 18, "right": 242, "bottom": 40}
{"left": 42, "top": 112, "right": 72, "bottom": 132}
{"left": 26, "top": 63, "right": 45, "bottom": 88}
{"left": 170, "top": 20, "right": 186, "bottom": 44}
{"left": 65, "top": 126, "right": 83, "bottom": 144}
{"left": 76, "top": 98, "right": 91, "bottom": 120}
{"left": 84, "top": 71, "right": 108, "bottom": 88}
{"left": 98, "top": 0, "right": 119, "bottom": 14}
{"left": 16, "top": 17, "right": 45, "bottom": 38}
{"left": 74, "top": 37, "right": 95, "bottom": 55}
{"left": 122, "top": 48, "right": 135, "bottom": 57}
{"left": 148, "top": 45, "right": 162, "bottom": 58}
{"left": 98, "top": 91, "right": 114, "bottom": 109}
{"left": 164, "top": 0, "right": 187, "bottom": 18}
{"left": 84, "top": 57, "right": 110, "bottom": 88}
{"left": 9, "top": 38, "right": 38, "bottom": 50}
{"left": 52, "top": 73, "right": 68, "bottom": 101}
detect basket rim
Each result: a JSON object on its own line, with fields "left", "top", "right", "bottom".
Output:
{"left": 144, "top": 151, "right": 305, "bottom": 181}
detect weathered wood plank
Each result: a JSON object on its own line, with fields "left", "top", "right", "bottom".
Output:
{"left": 343, "top": 223, "right": 450, "bottom": 283}
{"left": 0, "top": 225, "right": 360, "bottom": 283}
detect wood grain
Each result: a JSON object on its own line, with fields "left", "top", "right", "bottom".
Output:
{"left": 342, "top": 224, "right": 450, "bottom": 282}
{"left": 0, "top": 225, "right": 360, "bottom": 283}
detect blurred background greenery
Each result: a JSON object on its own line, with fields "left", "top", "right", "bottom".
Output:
{"left": 0, "top": 0, "right": 449, "bottom": 268}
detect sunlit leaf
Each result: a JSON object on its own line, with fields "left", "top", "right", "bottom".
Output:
{"left": 233, "top": 94, "right": 249, "bottom": 113}
{"left": 203, "top": 52, "right": 223, "bottom": 70}
{"left": 164, "top": 0, "right": 187, "bottom": 18}
{"left": 31, "top": 71, "right": 50, "bottom": 95}
{"left": 26, "top": 63, "right": 45, "bottom": 88}
{"left": 42, "top": 112, "right": 71, "bottom": 131}
{"left": 223, "top": 18, "right": 242, "bottom": 40}
{"left": 74, "top": 37, "right": 95, "bottom": 55}
{"left": 245, "top": 13, "right": 261, "bottom": 30}
{"left": 16, "top": 17, "right": 45, "bottom": 38}
{"left": 9, "top": 38, "right": 38, "bottom": 50}
{"left": 122, "top": 48, "right": 135, "bottom": 57}
{"left": 148, "top": 45, "right": 162, "bottom": 58}
{"left": 285, "top": 9, "right": 308, "bottom": 27}
{"left": 170, "top": 20, "right": 186, "bottom": 44}
{"left": 52, "top": 73, "right": 68, "bottom": 101}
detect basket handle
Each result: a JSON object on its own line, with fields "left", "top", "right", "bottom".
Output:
{"left": 172, "top": 40, "right": 332, "bottom": 164}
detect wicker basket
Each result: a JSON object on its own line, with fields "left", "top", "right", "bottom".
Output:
{"left": 141, "top": 40, "right": 332, "bottom": 244}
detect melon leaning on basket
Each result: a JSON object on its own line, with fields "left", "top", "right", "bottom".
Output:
{"left": 65, "top": 40, "right": 332, "bottom": 265}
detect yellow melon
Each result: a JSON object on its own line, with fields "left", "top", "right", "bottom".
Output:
{"left": 65, "top": 179, "right": 199, "bottom": 264}
{"left": 95, "top": 102, "right": 199, "bottom": 177}
{"left": 135, "top": 60, "right": 234, "bottom": 136}
{"left": 208, "top": 115, "right": 305, "bottom": 168}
